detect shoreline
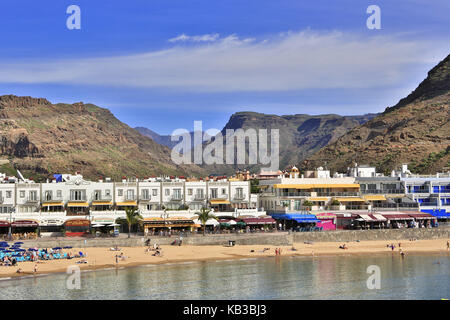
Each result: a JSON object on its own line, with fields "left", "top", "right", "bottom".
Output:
{"left": 1, "top": 239, "right": 449, "bottom": 280}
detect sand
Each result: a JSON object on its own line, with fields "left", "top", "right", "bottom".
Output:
{"left": 1, "top": 239, "right": 448, "bottom": 279}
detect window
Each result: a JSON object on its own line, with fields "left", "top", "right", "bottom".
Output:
{"left": 6, "top": 191, "right": 12, "bottom": 199}
{"left": 126, "top": 189, "right": 135, "bottom": 200}
{"left": 70, "top": 190, "right": 85, "bottom": 201}
{"left": 93, "top": 190, "right": 101, "bottom": 200}
{"left": 236, "top": 188, "right": 243, "bottom": 198}
{"left": 152, "top": 189, "right": 158, "bottom": 196}
{"left": 211, "top": 188, "right": 218, "bottom": 199}
{"left": 118, "top": 189, "right": 123, "bottom": 196}
{"left": 20, "top": 191, "right": 25, "bottom": 198}
{"left": 196, "top": 189, "right": 204, "bottom": 198}
{"left": 173, "top": 189, "right": 182, "bottom": 199}
{"left": 142, "top": 189, "right": 149, "bottom": 199}
{"left": 57, "top": 190, "right": 62, "bottom": 198}
{"left": 187, "top": 188, "right": 193, "bottom": 195}
{"left": 222, "top": 188, "right": 227, "bottom": 195}
{"left": 105, "top": 189, "right": 111, "bottom": 197}
{"left": 45, "top": 191, "right": 53, "bottom": 201}
{"left": 165, "top": 189, "right": 170, "bottom": 196}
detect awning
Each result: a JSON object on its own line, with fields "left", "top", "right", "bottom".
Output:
{"left": 116, "top": 201, "right": 137, "bottom": 206}
{"left": 67, "top": 202, "right": 89, "bottom": 207}
{"left": 271, "top": 213, "right": 319, "bottom": 223}
{"left": 0, "top": 221, "right": 10, "bottom": 227}
{"left": 42, "top": 202, "right": 64, "bottom": 207}
{"left": 364, "top": 195, "right": 387, "bottom": 201}
{"left": 11, "top": 220, "right": 39, "bottom": 228}
{"left": 358, "top": 214, "right": 374, "bottom": 222}
{"left": 239, "top": 217, "right": 276, "bottom": 225}
{"left": 334, "top": 197, "right": 366, "bottom": 202}
{"left": 193, "top": 219, "right": 219, "bottom": 226}
{"left": 371, "top": 214, "right": 387, "bottom": 222}
{"left": 92, "top": 201, "right": 112, "bottom": 206}
{"left": 316, "top": 213, "right": 336, "bottom": 219}
{"left": 308, "top": 197, "right": 328, "bottom": 202}
{"left": 408, "top": 213, "right": 436, "bottom": 220}
{"left": 274, "top": 184, "right": 359, "bottom": 189}
{"left": 210, "top": 199, "right": 231, "bottom": 205}
{"left": 381, "top": 214, "right": 414, "bottom": 221}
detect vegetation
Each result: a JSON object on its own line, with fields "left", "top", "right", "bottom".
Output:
{"left": 194, "top": 207, "right": 217, "bottom": 236}
{"left": 124, "top": 207, "right": 143, "bottom": 238}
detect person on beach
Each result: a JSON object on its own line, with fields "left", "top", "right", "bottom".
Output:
{"left": 115, "top": 255, "right": 119, "bottom": 264}
{"left": 34, "top": 264, "right": 38, "bottom": 273}
{"left": 447, "top": 241, "right": 449, "bottom": 250}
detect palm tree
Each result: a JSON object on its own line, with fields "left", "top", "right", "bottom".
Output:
{"left": 195, "top": 207, "right": 217, "bottom": 236}
{"left": 125, "top": 207, "right": 143, "bottom": 238}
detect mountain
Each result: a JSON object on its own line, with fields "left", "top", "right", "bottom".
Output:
{"left": 305, "top": 54, "right": 450, "bottom": 174}
{"left": 199, "top": 111, "right": 378, "bottom": 175}
{"left": 0, "top": 95, "right": 205, "bottom": 180}
{"left": 135, "top": 127, "right": 211, "bottom": 150}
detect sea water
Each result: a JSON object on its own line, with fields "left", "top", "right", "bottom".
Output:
{"left": 0, "top": 253, "right": 448, "bottom": 300}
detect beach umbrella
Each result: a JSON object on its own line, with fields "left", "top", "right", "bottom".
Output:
{"left": 53, "top": 247, "right": 62, "bottom": 250}
{"left": 63, "top": 246, "right": 72, "bottom": 249}
{"left": 14, "top": 242, "right": 24, "bottom": 244}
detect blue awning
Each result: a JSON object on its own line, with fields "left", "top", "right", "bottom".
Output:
{"left": 271, "top": 213, "right": 319, "bottom": 223}
{"left": 421, "top": 209, "right": 450, "bottom": 218}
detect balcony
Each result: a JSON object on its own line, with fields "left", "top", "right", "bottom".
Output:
{"left": 139, "top": 195, "right": 152, "bottom": 201}
{"left": 278, "top": 192, "right": 311, "bottom": 197}
{"left": 25, "top": 196, "right": 40, "bottom": 203}
{"left": 69, "top": 196, "right": 87, "bottom": 202}
{"left": 124, "top": 195, "right": 137, "bottom": 201}
{"left": 43, "top": 196, "right": 64, "bottom": 202}
{"left": 316, "top": 192, "right": 359, "bottom": 197}
{"left": 171, "top": 195, "right": 183, "bottom": 201}
{"left": 194, "top": 194, "right": 206, "bottom": 200}
{"left": 361, "top": 189, "right": 404, "bottom": 194}
{"left": 91, "top": 195, "right": 112, "bottom": 202}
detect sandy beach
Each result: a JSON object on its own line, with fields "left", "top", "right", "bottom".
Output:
{"left": 1, "top": 239, "right": 448, "bottom": 279}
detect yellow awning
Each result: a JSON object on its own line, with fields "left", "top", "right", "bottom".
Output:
{"left": 210, "top": 199, "right": 231, "bottom": 205}
{"left": 308, "top": 197, "right": 329, "bottom": 201}
{"left": 92, "top": 201, "right": 112, "bottom": 206}
{"left": 274, "top": 184, "right": 360, "bottom": 189}
{"left": 116, "top": 201, "right": 137, "bottom": 206}
{"left": 42, "top": 202, "right": 64, "bottom": 207}
{"left": 67, "top": 202, "right": 89, "bottom": 207}
{"left": 364, "top": 195, "right": 387, "bottom": 201}
{"left": 334, "top": 197, "right": 366, "bottom": 202}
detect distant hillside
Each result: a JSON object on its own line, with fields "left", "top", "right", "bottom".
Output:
{"left": 135, "top": 127, "right": 210, "bottom": 150}
{"left": 306, "top": 54, "right": 450, "bottom": 174}
{"left": 0, "top": 95, "right": 205, "bottom": 180}
{"left": 199, "top": 111, "right": 378, "bottom": 175}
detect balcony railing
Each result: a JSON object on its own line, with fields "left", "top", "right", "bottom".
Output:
{"left": 43, "top": 196, "right": 64, "bottom": 202}
{"left": 373, "top": 203, "right": 419, "bottom": 209}
{"left": 124, "top": 195, "right": 137, "bottom": 201}
{"left": 91, "top": 195, "right": 112, "bottom": 201}
{"left": 278, "top": 192, "right": 311, "bottom": 197}
{"left": 194, "top": 194, "right": 206, "bottom": 200}
{"left": 171, "top": 195, "right": 183, "bottom": 201}
{"left": 69, "top": 196, "right": 87, "bottom": 202}
{"left": 25, "top": 196, "right": 40, "bottom": 203}
{"left": 316, "top": 192, "right": 359, "bottom": 197}
{"left": 140, "top": 195, "right": 152, "bottom": 201}
{"left": 361, "top": 189, "right": 404, "bottom": 194}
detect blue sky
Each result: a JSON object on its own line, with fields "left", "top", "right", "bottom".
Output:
{"left": 0, "top": 0, "right": 449, "bottom": 134}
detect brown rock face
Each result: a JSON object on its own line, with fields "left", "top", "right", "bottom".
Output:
{"left": 0, "top": 95, "right": 205, "bottom": 180}
{"left": 306, "top": 54, "right": 450, "bottom": 174}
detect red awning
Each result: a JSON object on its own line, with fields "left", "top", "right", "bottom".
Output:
{"left": 381, "top": 214, "right": 414, "bottom": 221}
{"left": 239, "top": 217, "right": 276, "bottom": 225}
{"left": 11, "top": 220, "right": 39, "bottom": 227}
{"left": 408, "top": 213, "right": 436, "bottom": 219}
{"left": 368, "top": 214, "right": 387, "bottom": 222}
{"left": 0, "top": 220, "right": 10, "bottom": 227}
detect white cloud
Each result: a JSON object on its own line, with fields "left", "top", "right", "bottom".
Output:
{"left": 168, "top": 33, "right": 220, "bottom": 42}
{"left": 0, "top": 30, "right": 447, "bottom": 92}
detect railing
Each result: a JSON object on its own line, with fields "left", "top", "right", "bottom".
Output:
{"left": 91, "top": 195, "right": 112, "bottom": 201}
{"left": 171, "top": 195, "right": 183, "bottom": 201}
{"left": 139, "top": 195, "right": 151, "bottom": 201}
{"left": 361, "top": 189, "right": 404, "bottom": 194}
{"left": 233, "top": 194, "right": 246, "bottom": 200}
{"left": 278, "top": 192, "right": 311, "bottom": 197}
{"left": 407, "top": 189, "right": 430, "bottom": 194}
{"left": 373, "top": 203, "right": 419, "bottom": 209}
{"left": 194, "top": 194, "right": 206, "bottom": 200}
{"left": 316, "top": 192, "right": 359, "bottom": 197}
{"left": 43, "top": 196, "right": 64, "bottom": 202}
{"left": 124, "top": 195, "right": 137, "bottom": 201}
{"left": 344, "top": 205, "right": 370, "bottom": 210}
{"left": 25, "top": 196, "right": 39, "bottom": 203}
